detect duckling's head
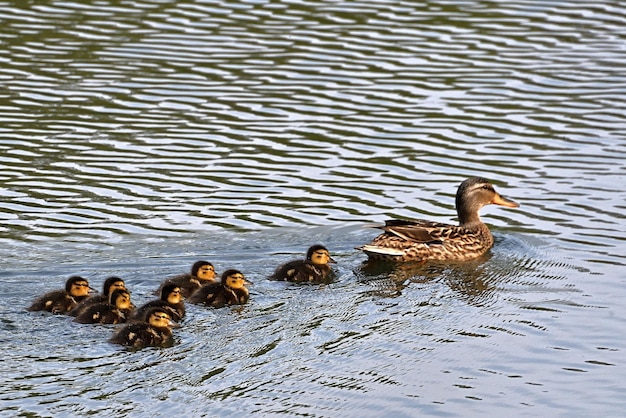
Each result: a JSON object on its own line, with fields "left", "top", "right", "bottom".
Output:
{"left": 146, "top": 307, "right": 173, "bottom": 329}
{"left": 66, "top": 276, "right": 91, "bottom": 298}
{"left": 102, "top": 276, "right": 126, "bottom": 297}
{"left": 191, "top": 260, "right": 217, "bottom": 282}
{"left": 455, "top": 177, "right": 519, "bottom": 225}
{"left": 221, "top": 269, "right": 249, "bottom": 290}
{"left": 306, "top": 245, "right": 336, "bottom": 266}
{"left": 161, "top": 284, "right": 182, "bottom": 304}
{"left": 110, "top": 289, "right": 132, "bottom": 310}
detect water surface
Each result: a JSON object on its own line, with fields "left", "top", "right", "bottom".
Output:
{"left": 1, "top": 0, "right": 625, "bottom": 416}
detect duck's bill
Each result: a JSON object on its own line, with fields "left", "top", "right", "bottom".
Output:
{"left": 492, "top": 193, "right": 520, "bottom": 208}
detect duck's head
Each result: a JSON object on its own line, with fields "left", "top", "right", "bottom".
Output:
{"left": 146, "top": 307, "right": 173, "bottom": 329}
{"left": 161, "top": 284, "right": 183, "bottom": 304}
{"left": 110, "top": 289, "right": 132, "bottom": 310}
{"left": 191, "top": 260, "right": 217, "bottom": 282}
{"left": 221, "top": 269, "right": 250, "bottom": 290}
{"left": 455, "top": 177, "right": 519, "bottom": 225}
{"left": 306, "top": 245, "right": 336, "bottom": 266}
{"left": 65, "top": 276, "right": 91, "bottom": 298}
{"left": 103, "top": 276, "right": 126, "bottom": 297}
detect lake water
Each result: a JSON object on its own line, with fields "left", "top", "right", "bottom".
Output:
{"left": 1, "top": 0, "right": 625, "bottom": 416}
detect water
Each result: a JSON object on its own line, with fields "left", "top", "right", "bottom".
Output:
{"left": 1, "top": 0, "right": 625, "bottom": 416}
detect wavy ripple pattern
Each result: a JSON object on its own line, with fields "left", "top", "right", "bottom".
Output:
{"left": 1, "top": 4, "right": 626, "bottom": 415}
{"left": 1, "top": 1, "right": 625, "bottom": 256}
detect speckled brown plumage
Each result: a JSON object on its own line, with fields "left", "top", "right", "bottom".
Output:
{"left": 358, "top": 177, "right": 519, "bottom": 263}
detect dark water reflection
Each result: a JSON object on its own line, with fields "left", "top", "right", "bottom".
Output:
{"left": 1, "top": 0, "right": 626, "bottom": 416}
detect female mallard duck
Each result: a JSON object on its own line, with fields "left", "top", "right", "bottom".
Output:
{"left": 188, "top": 269, "right": 250, "bottom": 308}
{"left": 358, "top": 177, "right": 519, "bottom": 262}
{"left": 27, "top": 276, "right": 92, "bottom": 314}
{"left": 131, "top": 284, "right": 185, "bottom": 323}
{"left": 109, "top": 307, "right": 175, "bottom": 349}
{"left": 155, "top": 261, "right": 217, "bottom": 298}
{"left": 70, "top": 276, "right": 129, "bottom": 317}
{"left": 268, "top": 245, "right": 336, "bottom": 283}
{"left": 74, "top": 289, "right": 134, "bottom": 324}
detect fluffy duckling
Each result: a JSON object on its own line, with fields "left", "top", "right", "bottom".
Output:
{"left": 358, "top": 177, "right": 519, "bottom": 262}
{"left": 74, "top": 289, "right": 134, "bottom": 324}
{"left": 70, "top": 276, "right": 129, "bottom": 317}
{"left": 268, "top": 245, "right": 336, "bottom": 283}
{"left": 131, "top": 284, "right": 185, "bottom": 323}
{"left": 109, "top": 307, "right": 175, "bottom": 349}
{"left": 27, "top": 276, "right": 91, "bottom": 314}
{"left": 156, "top": 260, "right": 217, "bottom": 298}
{"left": 188, "top": 269, "right": 250, "bottom": 308}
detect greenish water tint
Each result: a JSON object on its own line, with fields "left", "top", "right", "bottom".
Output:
{"left": 1, "top": 0, "right": 625, "bottom": 416}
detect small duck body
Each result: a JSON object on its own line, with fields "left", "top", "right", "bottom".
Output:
{"left": 269, "top": 245, "right": 336, "bottom": 283}
{"left": 156, "top": 261, "right": 217, "bottom": 298}
{"left": 27, "top": 276, "right": 91, "bottom": 314}
{"left": 74, "top": 289, "right": 133, "bottom": 324}
{"left": 109, "top": 308, "right": 174, "bottom": 349}
{"left": 74, "top": 303, "right": 132, "bottom": 324}
{"left": 188, "top": 269, "right": 249, "bottom": 308}
{"left": 70, "top": 276, "right": 129, "bottom": 317}
{"left": 131, "top": 300, "right": 185, "bottom": 323}
{"left": 359, "top": 177, "right": 519, "bottom": 263}
{"left": 131, "top": 284, "right": 185, "bottom": 323}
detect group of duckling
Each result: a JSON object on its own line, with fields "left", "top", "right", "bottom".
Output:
{"left": 26, "top": 177, "right": 520, "bottom": 350}
{"left": 27, "top": 248, "right": 335, "bottom": 349}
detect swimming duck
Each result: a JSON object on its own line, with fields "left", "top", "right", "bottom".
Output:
{"left": 131, "top": 283, "right": 185, "bottom": 323}
{"left": 358, "top": 177, "right": 519, "bottom": 263}
{"left": 156, "top": 261, "right": 217, "bottom": 298}
{"left": 27, "top": 276, "right": 92, "bottom": 314}
{"left": 109, "top": 307, "right": 175, "bottom": 349}
{"left": 188, "top": 269, "right": 250, "bottom": 308}
{"left": 70, "top": 276, "right": 129, "bottom": 317}
{"left": 268, "top": 245, "right": 336, "bottom": 283}
{"left": 74, "top": 289, "right": 134, "bottom": 324}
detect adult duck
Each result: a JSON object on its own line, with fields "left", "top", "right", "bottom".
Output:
{"left": 358, "top": 177, "right": 519, "bottom": 262}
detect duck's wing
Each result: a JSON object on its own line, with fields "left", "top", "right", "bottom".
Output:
{"left": 377, "top": 219, "right": 453, "bottom": 244}
{"left": 268, "top": 260, "right": 302, "bottom": 281}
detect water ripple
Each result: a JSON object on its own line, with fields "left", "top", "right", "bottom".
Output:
{"left": 1, "top": 2, "right": 626, "bottom": 414}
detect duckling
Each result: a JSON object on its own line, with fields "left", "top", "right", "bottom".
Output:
{"left": 155, "top": 261, "right": 217, "bottom": 298}
{"left": 69, "top": 276, "right": 129, "bottom": 317}
{"left": 109, "top": 307, "right": 175, "bottom": 349}
{"left": 268, "top": 245, "right": 336, "bottom": 283}
{"left": 188, "top": 269, "right": 250, "bottom": 308}
{"left": 131, "top": 284, "right": 185, "bottom": 323}
{"left": 358, "top": 177, "right": 520, "bottom": 263}
{"left": 27, "top": 276, "right": 92, "bottom": 314}
{"left": 74, "top": 289, "right": 134, "bottom": 324}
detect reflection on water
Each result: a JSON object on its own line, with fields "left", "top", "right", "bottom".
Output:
{"left": 1, "top": 0, "right": 626, "bottom": 416}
